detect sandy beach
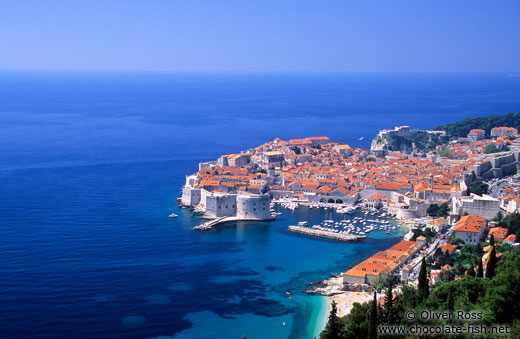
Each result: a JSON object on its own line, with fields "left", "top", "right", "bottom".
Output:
{"left": 329, "top": 291, "right": 375, "bottom": 317}
{"left": 309, "top": 275, "right": 376, "bottom": 329}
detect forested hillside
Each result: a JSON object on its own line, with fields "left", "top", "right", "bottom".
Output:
{"left": 435, "top": 112, "right": 520, "bottom": 139}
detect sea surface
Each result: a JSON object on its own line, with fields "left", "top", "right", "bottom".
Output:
{"left": 1, "top": 72, "right": 519, "bottom": 338}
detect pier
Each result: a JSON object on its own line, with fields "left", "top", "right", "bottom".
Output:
{"left": 193, "top": 217, "right": 231, "bottom": 230}
{"left": 193, "top": 216, "right": 273, "bottom": 230}
{"left": 288, "top": 225, "right": 366, "bottom": 242}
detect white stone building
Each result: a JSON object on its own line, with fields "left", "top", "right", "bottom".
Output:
{"left": 453, "top": 215, "right": 485, "bottom": 244}
{"left": 451, "top": 194, "right": 500, "bottom": 220}
{"left": 236, "top": 194, "right": 271, "bottom": 220}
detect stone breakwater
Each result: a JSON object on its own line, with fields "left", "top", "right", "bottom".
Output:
{"left": 193, "top": 217, "right": 229, "bottom": 230}
{"left": 288, "top": 226, "right": 366, "bottom": 242}
{"left": 194, "top": 216, "right": 274, "bottom": 230}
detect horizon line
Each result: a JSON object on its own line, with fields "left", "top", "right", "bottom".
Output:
{"left": 0, "top": 69, "right": 517, "bottom": 75}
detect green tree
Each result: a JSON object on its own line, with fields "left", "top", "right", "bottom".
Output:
{"left": 489, "top": 234, "right": 495, "bottom": 247}
{"left": 481, "top": 251, "right": 520, "bottom": 323}
{"left": 436, "top": 202, "right": 450, "bottom": 217}
{"left": 448, "top": 235, "right": 464, "bottom": 247}
{"left": 437, "top": 145, "right": 453, "bottom": 159}
{"left": 418, "top": 257, "right": 428, "bottom": 302}
{"left": 320, "top": 301, "right": 342, "bottom": 339}
{"left": 393, "top": 284, "right": 419, "bottom": 317}
{"left": 447, "top": 289, "right": 455, "bottom": 311}
{"left": 369, "top": 291, "right": 378, "bottom": 339}
{"left": 342, "top": 301, "right": 371, "bottom": 338}
{"left": 502, "top": 212, "right": 520, "bottom": 241}
{"left": 511, "top": 321, "right": 520, "bottom": 339}
{"left": 427, "top": 204, "right": 439, "bottom": 217}
{"left": 439, "top": 269, "right": 455, "bottom": 282}
{"left": 455, "top": 244, "right": 481, "bottom": 268}
{"left": 291, "top": 146, "right": 301, "bottom": 154}
{"left": 486, "top": 246, "right": 497, "bottom": 279}
{"left": 384, "top": 281, "right": 396, "bottom": 324}
{"left": 468, "top": 181, "right": 489, "bottom": 196}
{"left": 424, "top": 274, "right": 430, "bottom": 300}
{"left": 484, "top": 143, "right": 500, "bottom": 154}
{"left": 411, "top": 226, "right": 437, "bottom": 243}
{"left": 477, "top": 257, "right": 484, "bottom": 278}
{"left": 467, "top": 263, "right": 476, "bottom": 277}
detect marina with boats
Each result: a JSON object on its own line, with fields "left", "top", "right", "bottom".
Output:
{"left": 270, "top": 199, "right": 403, "bottom": 241}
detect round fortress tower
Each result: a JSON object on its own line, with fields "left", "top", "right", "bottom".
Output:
{"left": 236, "top": 194, "right": 271, "bottom": 220}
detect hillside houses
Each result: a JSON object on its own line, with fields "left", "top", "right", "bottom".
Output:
{"left": 491, "top": 127, "right": 518, "bottom": 138}
{"left": 453, "top": 215, "right": 486, "bottom": 244}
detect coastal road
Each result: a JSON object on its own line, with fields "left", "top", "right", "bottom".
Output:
{"left": 488, "top": 175, "right": 520, "bottom": 199}
{"left": 410, "top": 239, "right": 440, "bottom": 278}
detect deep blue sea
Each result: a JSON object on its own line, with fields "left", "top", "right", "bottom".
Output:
{"left": 1, "top": 72, "right": 519, "bottom": 339}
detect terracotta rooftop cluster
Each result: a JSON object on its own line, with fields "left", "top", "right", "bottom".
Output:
{"left": 193, "top": 134, "right": 515, "bottom": 196}
{"left": 343, "top": 240, "right": 421, "bottom": 279}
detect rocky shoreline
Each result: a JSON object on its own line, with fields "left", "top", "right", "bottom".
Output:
{"left": 305, "top": 275, "right": 345, "bottom": 296}
{"left": 307, "top": 275, "right": 378, "bottom": 320}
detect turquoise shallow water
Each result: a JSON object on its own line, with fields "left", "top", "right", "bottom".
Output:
{"left": 168, "top": 205, "right": 407, "bottom": 339}
{"left": 1, "top": 72, "right": 519, "bottom": 338}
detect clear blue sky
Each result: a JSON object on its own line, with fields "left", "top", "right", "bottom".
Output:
{"left": 1, "top": 0, "right": 519, "bottom": 72}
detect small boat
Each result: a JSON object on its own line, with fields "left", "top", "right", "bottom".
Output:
{"left": 169, "top": 213, "right": 178, "bottom": 218}
{"left": 359, "top": 137, "right": 364, "bottom": 141}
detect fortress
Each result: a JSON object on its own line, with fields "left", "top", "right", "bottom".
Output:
{"left": 466, "top": 151, "right": 520, "bottom": 181}
{"left": 181, "top": 176, "right": 272, "bottom": 221}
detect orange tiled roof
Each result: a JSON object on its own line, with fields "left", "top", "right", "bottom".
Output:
{"left": 488, "top": 227, "right": 508, "bottom": 240}
{"left": 438, "top": 243, "right": 455, "bottom": 253}
{"left": 343, "top": 241, "right": 418, "bottom": 280}
{"left": 454, "top": 215, "right": 485, "bottom": 233}
{"left": 368, "top": 193, "right": 386, "bottom": 200}
{"left": 504, "top": 234, "right": 516, "bottom": 243}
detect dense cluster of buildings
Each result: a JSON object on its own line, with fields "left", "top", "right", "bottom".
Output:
{"left": 181, "top": 125, "right": 520, "bottom": 223}
{"left": 341, "top": 240, "right": 424, "bottom": 285}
